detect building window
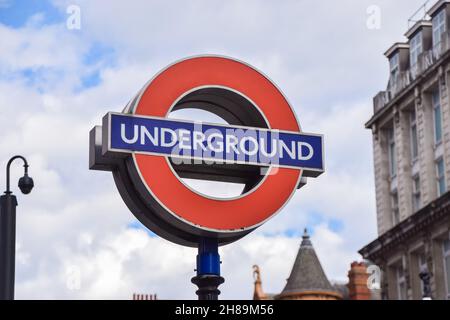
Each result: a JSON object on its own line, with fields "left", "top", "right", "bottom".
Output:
{"left": 443, "top": 239, "right": 450, "bottom": 299}
{"left": 410, "top": 110, "right": 419, "bottom": 162}
{"left": 396, "top": 266, "right": 407, "bottom": 300}
{"left": 388, "top": 127, "right": 397, "bottom": 177}
{"left": 391, "top": 191, "right": 400, "bottom": 226}
{"left": 432, "top": 89, "right": 443, "bottom": 145}
{"left": 412, "top": 175, "right": 421, "bottom": 212}
{"left": 436, "top": 157, "right": 447, "bottom": 197}
{"left": 433, "top": 9, "right": 446, "bottom": 48}
{"left": 389, "top": 53, "right": 399, "bottom": 80}
{"left": 410, "top": 32, "right": 423, "bottom": 68}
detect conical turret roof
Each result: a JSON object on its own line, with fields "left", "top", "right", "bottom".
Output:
{"left": 280, "top": 229, "right": 336, "bottom": 296}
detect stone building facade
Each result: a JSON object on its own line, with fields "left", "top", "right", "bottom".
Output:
{"left": 360, "top": 0, "right": 450, "bottom": 300}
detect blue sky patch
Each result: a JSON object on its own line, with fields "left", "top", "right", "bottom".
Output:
{"left": 80, "top": 70, "right": 101, "bottom": 89}
{"left": 328, "top": 218, "right": 344, "bottom": 233}
{"left": 17, "top": 66, "right": 64, "bottom": 92}
{"left": 261, "top": 212, "right": 344, "bottom": 239}
{"left": 127, "top": 220, "right": 157, "bottom": 237}
{"left": 75, "top": 43, "right": 116, "bottom": 91}
{"left": 83, "top": 42, "right": 116, "bottom": 67}
{"left": 0, "top": 0, "right": 64, "bottom": 28}
{"left": 283, "top": 228, "right": 306, "bottom": 238}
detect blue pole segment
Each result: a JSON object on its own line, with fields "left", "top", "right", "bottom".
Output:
{"left": 196, "top": 238, "right": 220, "bottom": 276}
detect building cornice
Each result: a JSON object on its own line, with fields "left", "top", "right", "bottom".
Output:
{"left": 359, "top": 192, "right": 450, "bottom": 261}
{"left": 427, "top": 0, "right": 450, "bottom": 17}
{"left": 384, "top": 43, "right": 410, "bottom": 58}
{"left": 405, "top": 20, "right": 432, "bottom": 39}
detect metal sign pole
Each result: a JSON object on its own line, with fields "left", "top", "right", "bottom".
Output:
{"left": 191, "top": 238, "right": 224, "bottom": 300}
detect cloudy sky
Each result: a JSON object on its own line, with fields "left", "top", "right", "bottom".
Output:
{"left": 0, "top": 0, "right": 429, "bottom": 299}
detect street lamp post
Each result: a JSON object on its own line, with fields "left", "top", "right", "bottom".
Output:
{"left": 419, "top": 270, "right": 432, "bottom": 300}
{"left": 0, "top": 156, "right": 34, "bottom": 300}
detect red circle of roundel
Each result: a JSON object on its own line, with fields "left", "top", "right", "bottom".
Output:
{"left": 132, "top": 56, "right": 302, "bottom": 232}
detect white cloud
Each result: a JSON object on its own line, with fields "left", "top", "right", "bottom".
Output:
{"left": 0, "top": 23, "right": 85, "bottom": 72}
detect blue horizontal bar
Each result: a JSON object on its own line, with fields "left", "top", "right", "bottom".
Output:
{"left": 108, "top": 113, "right": 324, "bottom": 172}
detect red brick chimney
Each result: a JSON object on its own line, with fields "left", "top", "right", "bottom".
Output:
{"left": 347, "top": 262, "right": 371, "bottom": 300}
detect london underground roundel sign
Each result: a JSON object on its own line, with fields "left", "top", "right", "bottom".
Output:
{"left": 90, "top": 55, "right": 324, "bottom": 247}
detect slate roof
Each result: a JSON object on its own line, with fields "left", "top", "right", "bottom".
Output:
{"left": 333, "top": 283, "right": 350, "bottom": 299}
{"left": 280, "top": 229, "right": 336, "bottom": 295}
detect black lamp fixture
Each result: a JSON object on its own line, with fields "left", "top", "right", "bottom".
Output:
{"left": 419, "top": 270, "right": 432, "bottom": 300}
{"left": 0, "top": 155, "right": 34, "bottom": 300}
{"left": 6, "top": 156, "right": 34, "bottom": 195}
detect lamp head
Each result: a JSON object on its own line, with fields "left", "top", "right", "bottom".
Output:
{"left": 18, "top": 173, "right": 34, "bottom": 194}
